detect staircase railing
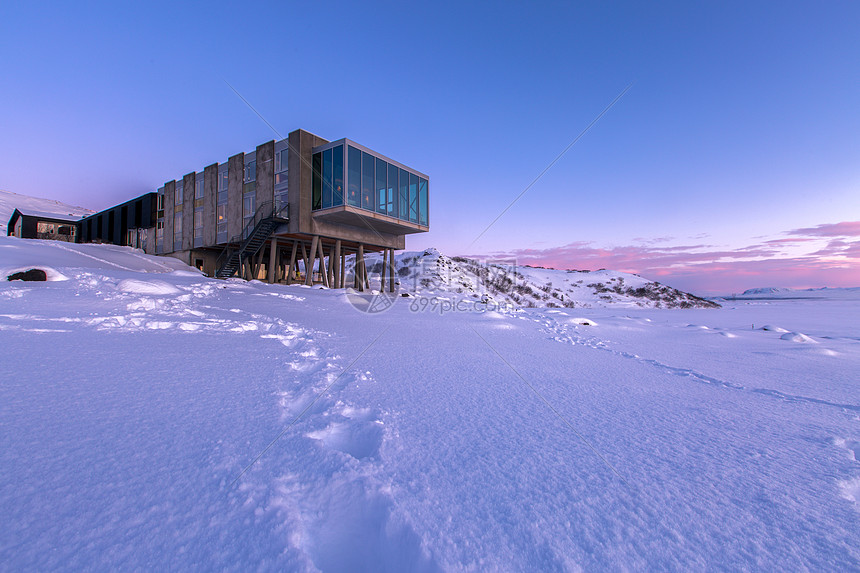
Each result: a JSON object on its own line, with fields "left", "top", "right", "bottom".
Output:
{"left": 214, "top": 201, "right": 289, "bottom": 278}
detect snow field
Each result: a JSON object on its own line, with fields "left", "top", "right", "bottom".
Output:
{"left": 1, "top": 237, "right": 859, "bottom": 570}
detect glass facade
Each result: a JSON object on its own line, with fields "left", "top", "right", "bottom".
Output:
{"left": 243, "top": 157, "right": 256, "bottom": 239}
{"left": 217, "top": 166, "right": 228, "bottom": 243}
{"left": 274, "top": 146, "right": 289, "bottom": 217}
{"left": 312, "top": 141, "right": 428, "bottom": 226}
{"left": 347, "top": 146, "right": 360, "bottom": 207}
{"left": 173, "top": 212, "right": 182, "bottom": 251}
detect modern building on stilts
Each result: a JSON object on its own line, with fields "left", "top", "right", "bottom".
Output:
{"left": 77, "top": 129, "right": 429, "bottom": 290}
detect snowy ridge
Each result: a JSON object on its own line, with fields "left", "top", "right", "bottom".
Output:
{"left": 361, "top": 248, "right": 719, "bottom": 309}
{"left": 728, "top": 286, "right": 860, "bottom": 300}
{"left": 0, "top": 189, "right": 93, "bottom": 233}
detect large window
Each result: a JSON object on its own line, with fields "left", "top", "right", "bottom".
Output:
{"left": 312, "top": 153, "right": 322, "bottom": 210}
{"left": 322, "top": 148, "right": 332, "bottom": 209}
{"left": 274, "top": 148, "right": 288, "bottom": 185}
{"left": 398, "top": 168, "right": 409, "bottom": 220}
{"left": 387, "top": 163, "right": 398, "bottom": 217}
{"left": 332, "top": 145, "right": 343, "bottom": 207}
{"left": 195, "top": 177, "right": 204, "bottom": 200}
{"left": 217, "top": 167, "right": 228, "bottom": 243}
{"left": 311, "top": 142, "right": 428, "bottom": 226}
{"left": 156, "top": 220, "right": 164, "bottom": 252}
{"left": 419, "top": 178, "right": 428, "bottom": 226}
{"left": 274, "top": 147, "right": 289, "bottom": 217}
{"left": 409, "top": 173, "right": 419, "bottom": 223}
{"left": 375, "top": 157, "right": 387, "bottom": 214}
{"left": 243, "top": 158, "right": 256, "bottom": 238}
{"left": 175, "top": 181, "right": 184, "bottom": 207}
{"left": 173, "top": 212, "right": 182, "bottom": 251}
{"left": 361, "top": 152, "right": 374, "bottom": 210}
{"left": 244, "top": 160, "right": 256, "bottom": 184}
{"left": 347, "top": 146, "right": 361, "bottom": 207}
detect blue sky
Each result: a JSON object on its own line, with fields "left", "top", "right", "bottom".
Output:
{"left": 2, "top": 1, "right": 858, "bottom": 293}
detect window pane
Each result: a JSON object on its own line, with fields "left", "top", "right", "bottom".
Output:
{"left": 332, "top": 145, "right": 344, "bottom": 206}
{"left": 387, "top": 163, "right": 398, "bottom": 217}
{"left": 244, "top": 161, "right": 256, "bottom": 183}
{"left": 347, "top": 146, "right": 361, "bottom": 207}
{"left": 322, "top": 148, "right": 333, "bottom": 209}
{"left": 361, "top": 152, "right": 374, "bottom": 210}
{"left": 375, "top": 157, "right": 387, "bottom": 214}
{"left": 175, "top": 181, "right": 183, "bottom": 205}
{"left": 195, "top": 177, "right": 204, "bottom": 199}
{"left": 409, "top": 173, "right": 418, "bottom": 223}
{"left": 312, "top": 152, "right": 322, "bottom": 210}
{"left": 398, "top": 168, "right": 409, "bottom": 220}
{"left": 419, "top": 178, "right": 428, "bottom": 225}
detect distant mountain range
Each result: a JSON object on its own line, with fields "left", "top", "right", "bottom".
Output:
{"left": 722, "top": 286, "right": 860, "bottom": 300}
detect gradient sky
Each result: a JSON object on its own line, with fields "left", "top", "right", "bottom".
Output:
{"left": 2, "top": 1, "right": 858, "bottom": 295}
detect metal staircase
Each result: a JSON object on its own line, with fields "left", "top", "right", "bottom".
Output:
{"left": 215, "top": 201, "right": 288, "bottom": 279}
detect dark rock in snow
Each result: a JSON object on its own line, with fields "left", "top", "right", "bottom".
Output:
{"left": 7, "top": 269, "right": 47, "bottom": 281}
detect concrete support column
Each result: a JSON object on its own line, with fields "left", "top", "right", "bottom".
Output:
{"left": 306, "top": 236, "right": 319, "bottom": 286}
{"left": 300, "top": 241, "right": 310, "bottom": 284}
{"left": 355, "top": 245, "right": 364, "bottom": 291}
{"left": 333, "top": 240, "right": 342, "bottom": 288}
{"left": 267, "top": 238, "right": 278, "bottom": 284}
{"left": 316, "top": 238, "right": 329, "bottom": 288}
{"left": 287, "top": 241, "right": 298, "bottom": 285}
{"left": 380, "top": 249, "right": 387, "bottom": 292}
{"left": 389, "top": 248, "right": 396, "bottom": 292}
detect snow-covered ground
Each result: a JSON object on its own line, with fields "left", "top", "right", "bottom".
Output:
{"left": 0, "top": 189, "right": 93, "bottom": 234}
{"left": 2, "top": 236, "right": 859, "bottom": 571}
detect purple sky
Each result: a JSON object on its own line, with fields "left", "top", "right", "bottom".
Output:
{"left": 1, "top": 1, "right": 857, "bottom": 295}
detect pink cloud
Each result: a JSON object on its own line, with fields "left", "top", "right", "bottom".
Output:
{"left": 468, "top": 232, "right": 860, "bottom": 296}
{"left": 789, "top": 221, "right": 860, "bottom": 237}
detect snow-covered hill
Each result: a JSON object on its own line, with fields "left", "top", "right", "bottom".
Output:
{"left": 360, "top": 248, "right": 719, "bottom": 309}
{"left": 0, "top": 189, "right": 93, "bottom": 233}
{"left": 2, "top": 236, "right": 859, "bottom": 571}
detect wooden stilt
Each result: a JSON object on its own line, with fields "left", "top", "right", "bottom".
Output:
{"left": 300, "top": 241, "right": 310, "bottom": 284}
{"left": 340, "top": 248, "right": 346, "bottom": 288}
{"left": 317, "top": 238, "right": 329, "bottom": 288}
{"left": 267, "top": 238, "right": 278, "bottom": 284}
{"left": 306, "top": 235, "right": 319, "bottom": 286}
{"left": 287, "top": 241, "right": 298, "bottom": 285}
{"left": 333, "top": 240, "right": 342, "bottom": 289}
{"left": 380, "top": 248, "right": 387, "bottom": 292}
{"left": 254, "top": 249, "right": 264, "bottom": 280}
{"left": 389, "top": 248, "right": 396, "bottom": 292}
{"left": 356, "top": 244, "right": 364, "bottom": 291}
{"left": 325, "top": 243, "right": 334, "bottom": 287}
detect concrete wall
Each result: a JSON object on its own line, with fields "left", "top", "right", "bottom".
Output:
{"left": 310, "top": 219, "right": 405, "bottom": 250}
{"left": 163, "top": 180, "right": 175, "bottom": 253}
{"left": 188, "top": 248, "right": 221, "bottom": 277}
{"left": 182, "top": 172, "right": 195, "bottom": 251}
{"left": 227, "top": 153, "right": 243, "bottom": 240}
{"left": 288, "top": 129, "right": 329, "bottom": 236}
{"left": 256, "top": 140, "right": 274, "bottom": 214}
{"left": 203, "top": 163, "right": 217, "bottom": 246}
